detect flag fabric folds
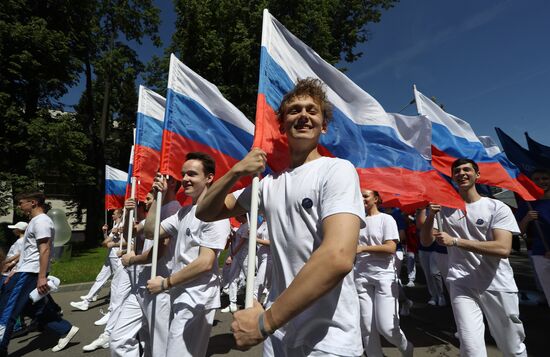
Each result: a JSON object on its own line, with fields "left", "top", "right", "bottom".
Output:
{"left": 496, "top": 128, "right": 550, "bottom": 175}
{"left": 133, "top": 85, "right": 166, "bottom": 201}
{"left": 414, "top": 87, "right": 542, "bottom": 201}
{"left": 105, "top": 165, "right": 128, "bottom": 210}
{"left": 254, "top": 9, "right": 464, "bottom": 210}
{"left": 160, "top": 54, "right": 255, "bottom": 188}
{"left": 525, "top": 132, "right": 550, "bottom": 160}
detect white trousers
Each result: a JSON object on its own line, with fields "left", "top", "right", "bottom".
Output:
{"left": 418, "top": 250, "right": 443, "bottom": 300}
{"left": 228, "top": 253, "right": 248, "bottom": 304}
{"left": 355, "top": 276, "right": 409, "bottom": 357}
{"left": 104, "top": 264, "right": 132, "bottom": 336}
{"left": 405, "top": 251, "right": 416, "bottom": 283}
{"left": 254, "top": 252, "right": 271, "bottom": 299}
{"left": 109, "top": 290, "right": 146, "bottom": 357}
{"left": 143, "top": 291, "right": 171, "bottom": 357}
{"left": 84, "top": 255, "right": 121, "bottom": 301}
{"left": 450, "top": 284, "right": 527, "bottom": 357}
{"left": 263, "top": 334, "right": 356, "bottom": 357}
{"left": 166, "top": 303, "right": 215, "bottom": 357}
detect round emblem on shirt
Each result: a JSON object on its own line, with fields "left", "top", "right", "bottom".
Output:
{"left": 301, "top": 198, "right": 313, "bottom": 209}
{"left": 186, "top": 228, "right": 191, "bottom": 236}
{"left": 476, "top": 219, "right": 484, "bottom": 225}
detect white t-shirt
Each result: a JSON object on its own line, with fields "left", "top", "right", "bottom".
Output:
{"left": 355, "top": 212, "right": 399, "bottom": 280}
{"left": 440, "top": 197, "right": 520, "bottom": 292}
{"left": 232, "top": 222, "right": 249, "bottom": 261}
{"left": 2, "top": 237, "right": 25, "bottom": 276}
{"left": 236, "top": 156, "right": 366, "bottom": 356}
{"left": 256, "top": 221, "right": 270, "bottom": 258}
{"left": 17, "top": 213, "right": 54, "bottom": 274}
{"left": 108, "top": 220, "right": 124, "bottom": 258}
{"left": 161, "top": 204, "right": 230, "bottom": 309}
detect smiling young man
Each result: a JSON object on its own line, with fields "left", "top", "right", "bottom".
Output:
{"left": 196, "top": 78, "right": 365, "bottom": 356}
{"left": 0, "top": 192, "right": 79, "bottom": 356}
{"left": 421, "top": 158, "right": 527, "bottom": 357}
{"left": 143, "top": 152, "right": 230, "bottom": 357}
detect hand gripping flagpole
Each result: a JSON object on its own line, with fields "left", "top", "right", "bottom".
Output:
{"left": 126, "top": 177, "right": 137, "bottom": 253}
{"left": 245, "top": 175, "right": 260, "bottom": 308}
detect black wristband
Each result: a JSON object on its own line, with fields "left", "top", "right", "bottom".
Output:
{"left": 258, "top": 312, "right": 271, "bottom": 338}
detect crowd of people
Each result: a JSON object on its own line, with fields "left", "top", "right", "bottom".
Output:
{"left": 0, "top": 78, "right": 549, "bottom": 356}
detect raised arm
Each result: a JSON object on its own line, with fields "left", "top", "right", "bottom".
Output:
{"left": 420, "top": 206, "right": 436, "bottom": 247}
{"left": 231, "top": 212, "right": 360, "bottom": 348}
{"left": 196, "top": 148, "right": 266, "bottom": 221}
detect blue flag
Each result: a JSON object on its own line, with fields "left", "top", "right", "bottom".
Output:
{"left": 495, "top": 128, "right": 550, "bottom": 175}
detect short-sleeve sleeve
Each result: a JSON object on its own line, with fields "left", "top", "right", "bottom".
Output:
{"left": 198, "top": 219, "right": 230, "bottom": 250}
{"left": 383, "top": 214, "right": 400, "bottom": 242}
{"left": 160, "top": 211, "right": 180, "bottom": 238}
{"left": 320, "top": 159, "right": 366, "bottom": 227}
{"left": 234, "top": 182, "right": 263, "bottom": 213}
{"left": 492, "top": 201, "right": 520, "bottom": 235}
{"left": 35, "top": 216, "right": 54, "bottom": 241}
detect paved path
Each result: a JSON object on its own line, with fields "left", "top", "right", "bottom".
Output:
{"left": 7, "top": 252, "right": 548, "bottom": 356}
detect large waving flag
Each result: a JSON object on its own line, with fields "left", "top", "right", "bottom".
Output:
{"left": 525, "top": 132, "right": 550, "bottom": 160}
{"left": 132, "top": 86, "right": 166, "bottom": 201}
{"left": 414, "top": 87, "right": 542, "bottom": 200}
{"left": 496, "top": 128, "right": 550, "bottom": 175}
{"left": 160, "top": 54, "right": 255, "bottom": 187}
{"left": 105, "top": 165, "right": 128, "bottom": 210}
{"left": 254, "top": 9, "right": 463, "bottom": 209}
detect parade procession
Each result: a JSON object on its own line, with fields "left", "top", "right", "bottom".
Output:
{"left": 1, "top": 1, "right": 549, "bottom": 357}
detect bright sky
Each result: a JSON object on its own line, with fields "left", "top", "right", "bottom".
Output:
{"left": 61, "top": 0, "right": 550, "bottom": 149}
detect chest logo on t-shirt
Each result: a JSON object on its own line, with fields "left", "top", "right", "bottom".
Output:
{"left": 476, "top": 218, "right": 485, "bottom": 225}
{"left": 301, "top": 197, "right": 313, "bottom": 209}
{"left": 186, "top": 228, "right": 191, "bottom": 236}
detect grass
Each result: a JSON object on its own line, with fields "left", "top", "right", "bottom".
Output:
{"left": 49, "top": 244, "right": 231, "bottom": 285}
{"left": 50, "top": 245, "right": 108, "bottom": 284}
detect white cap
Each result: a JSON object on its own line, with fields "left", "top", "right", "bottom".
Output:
{"left": 7, "top": 221, "right": 28, "bottom": 231}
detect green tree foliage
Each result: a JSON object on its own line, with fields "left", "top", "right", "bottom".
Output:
{"left": 146, "top": 0, "right": 398, "bottom": 118}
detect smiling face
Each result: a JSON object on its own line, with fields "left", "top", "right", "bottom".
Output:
{"left": 181, "top": 159, "right": 213, "bottom": 201}
{"left": 452, "top": 163, "right": 479, "bottom": 191}
{"left": 280, "top": 95, "right": 327, "bottom": 144}
{"left": 361, "top": 189, "right": 379, "bottom": 211}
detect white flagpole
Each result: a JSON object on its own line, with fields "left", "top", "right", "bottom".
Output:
{"left": 150, "top": 185, "right": 164, "bottom": 279}
{"left": 126, "top": 177, "right": 137, "bottom": 253}
{"left": 245, "top": 175, "right": 260, "bottom": 308}
{"left": 119, "top": 208, "right": 126, "bottom": 250}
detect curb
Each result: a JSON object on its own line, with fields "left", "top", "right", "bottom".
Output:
{"left": 56, "top": 280, "right": 109, "bottom": 293}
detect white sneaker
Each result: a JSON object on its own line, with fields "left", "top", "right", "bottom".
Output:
{"left": 405, "top": 281, "right": 415, "bottom": 288}
{"left": 82, "top": 332, "right": 110, "bottom": 351}
{"left": 437, "top": 295, "right": 447, "bottom": 307}
{"left": 220, "top": 304, "right": 237, "bottom": 313}
{"left": 427, "top": 298, "right": 437, "bottom": 306}
{"left": 94, "top": 311, "right": 110, "bottom": 326}
{"left": 52, "top": 326, "right": 79, "bottom": 352}
{"left": 80, "top": 295, "right": 98, "bottom": 302}
{"left": 70, "top": 300, "right": 89, "bottom": 311}
{"left": 399, "top": 299, "right": 414, "bottom": 316}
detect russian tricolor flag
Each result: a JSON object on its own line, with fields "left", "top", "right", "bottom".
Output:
{"left": 132, "top": 85, "right": 166, "bottom": 201}
{"left": 160, "top": 54, "right": 254, "bottom": 187}
{"left": 105, "top": 165, "right": 128, "bottom": 210}
{"left": 254, "top": 9, "right": 464, "bottom": 209}
{"left": 414, "top": 87, "right": 542, "bottom": 201}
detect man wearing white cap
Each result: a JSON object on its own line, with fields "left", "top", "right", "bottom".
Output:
{"left": 1, "top": 222, "right": 28, "bottom": 284}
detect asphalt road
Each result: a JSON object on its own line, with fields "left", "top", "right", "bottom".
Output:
{"left": 7, "top": 252, "right": 548, "bottom": 356}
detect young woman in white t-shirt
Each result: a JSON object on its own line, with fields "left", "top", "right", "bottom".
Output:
{"left": 354, "top": 189, "right": 413, "bottom": 357}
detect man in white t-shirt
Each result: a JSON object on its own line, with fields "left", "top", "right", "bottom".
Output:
{"left": 421, "top": 158, "right": 527, "bottom": 357}
{"left": 0, "top": 192, "right": 79, "bottom": 356}
{"left": 1, "top": 222, "right": 28, "bottom": 283}
{"left": 197, "top": 78, "right": 365, "bottom": 356}
{"left": 144, "top": 152, "right": 230, "bottom": 357}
